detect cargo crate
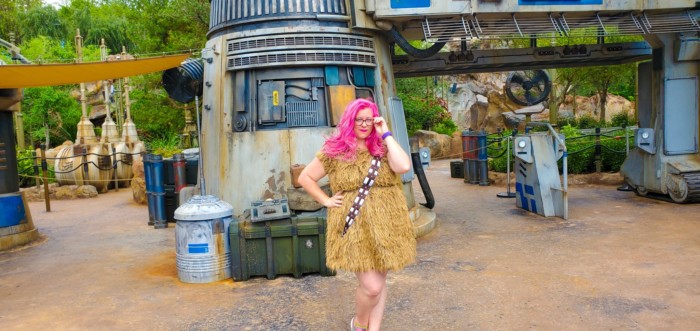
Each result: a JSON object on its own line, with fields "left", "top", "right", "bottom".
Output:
{"left": 229, "top": 215, "right": 335, "bottom": 281}
{"left": 450, "top": 160, "right": 464, "bottom": 179}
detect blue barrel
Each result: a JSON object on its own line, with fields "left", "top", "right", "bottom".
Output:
{"left": 0, "top": 193, "right": 27, "bottom": 227}
{"left": 174, "top": 195, "right": 233, "bottom": 283}
{"left": 143, "top": 154, "right": 155, "bottom": 226}
{"left": 151, "top": 155, "right": 167, "bottom": 228}
{"left": 477, "top": 130, "right": 489, "bottom": 186}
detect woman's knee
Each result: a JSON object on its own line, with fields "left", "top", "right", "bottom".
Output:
{"left": 357, "top": 273, "right": 386, "bottom": 297}
{"left": 359, "top": 281, "right": 384, "bottom": 297}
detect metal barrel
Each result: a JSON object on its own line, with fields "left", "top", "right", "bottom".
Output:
{"left": 461, "top": 130, "right": 470, "bottom": 183}
{"left": 143, "top": 154, "right": 155, "bottom": 226}
{"left": 468, "top": 131, "right": 479, "bottom": 184}
{"left": 173, "top": 153, "right": 187, "bottom": 194}
{"left": 478, "top": 130, "right": 489, "bottom": 186}
{"left": 174, "top": 195, "right": 233, "bottom": 283}
{"left": 151, "top": 155, "right": 167, "bottom": 228}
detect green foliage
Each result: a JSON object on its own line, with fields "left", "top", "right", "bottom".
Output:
{"left": 22, "top": 86, "right": 82, "bottom": 146}
{"left": 16, "top": 148, "right": 55, "bottom": 187}
{"left": 610, "top": 112, "right": 634, "bottom": 127}
{"left": 488, "top": 130, "right": 514, "bottom": 173}
{"left": 396, "top": 77, "right": 457, "bottom": 136}
{"left": 433, "top": 120, "right": 457, "bottom": 136}
{"left": 129, "top": 74, "right": 186, "bottom": 139}
{"left": 576, "top": 115, "right": 601, "bottom": 129}
{"left": 489, "top": 124, "right": 633, "bottom": 174}
{"left": 21, "top": 5, "right": 66, "bottom": 41}
{"left": 145, "top": 133, "right": 182, "bottom": 158}
{"left": 16, "top": 148, "right": 38, "bottom": 187}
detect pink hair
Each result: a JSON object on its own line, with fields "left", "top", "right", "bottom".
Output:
{"left": 322, "top": 98, "right": 386, "bottom": 161}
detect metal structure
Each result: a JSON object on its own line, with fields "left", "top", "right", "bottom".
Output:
{"left": 196, "top": 0, "right": 700, "bottom": 220}
{"left": 513, "top": 123, "right": 568, "bottom": 219}
{"left": 0, "top": 41, "right": 39, "bottom": 250}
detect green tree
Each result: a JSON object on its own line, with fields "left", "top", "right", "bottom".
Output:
{"left": 22, "top": 86, "right": 81, "bottom": 146}
{"left": 579, "top": 63, "right": 635, "bottom": 122}
{"left": 21, "top": 5, "right": 66, "bottom": 41}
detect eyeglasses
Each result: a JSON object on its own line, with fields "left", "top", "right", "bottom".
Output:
{"left": 354, "top": 118, "right": 374, "bottom": 126}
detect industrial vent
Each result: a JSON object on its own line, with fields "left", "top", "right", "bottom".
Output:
{"left": 421, "top": 10, "right": 700, "bottom": 41}
{"left": 228, "top": 51, "right": 376, "bottom": 70}
{"left": 286, "top": 101, "right": 319, "bottom": 127}
{"left": 229, "top": 34, "right": 374, "bottom": 53}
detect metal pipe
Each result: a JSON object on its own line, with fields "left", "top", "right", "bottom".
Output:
{"left": 195, "top": 95, "right": 205, "bottom": 196}
{"left": 144, "top": 153, "right": 155, "bottom": 226}
{"left": 152, "top": 154, "right": 167, "bottom": 228}
{"left": 410, "top": 151, "right": 435, "bottom": 209}
{"left": 173, "top": 153, "right": 187, "bottom": 194}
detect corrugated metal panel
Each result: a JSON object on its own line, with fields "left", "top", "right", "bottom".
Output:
{"left": 210, "top": 0, "right": 347, "bottom": 29}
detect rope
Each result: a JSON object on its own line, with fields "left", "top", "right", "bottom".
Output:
{"left": 18, "top": 174, "right": 135, "bottom": 183}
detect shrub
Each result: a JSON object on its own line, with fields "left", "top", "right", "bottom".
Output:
{"left": 610, "top": 112, "right": 634, "bottom": 127}
{"left": 576, "top": 115, "right": 601, "bottom": 129}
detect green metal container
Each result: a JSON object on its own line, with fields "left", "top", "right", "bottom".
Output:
{"left": 229, "top": 215, "right": 335, "bottom": 281}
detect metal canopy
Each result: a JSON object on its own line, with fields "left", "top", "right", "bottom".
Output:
{"left": 0, "top": 53, "right": 190, "bottom": 89}
{"left": 421, "top": 10, "right": 700, "bottom": 41}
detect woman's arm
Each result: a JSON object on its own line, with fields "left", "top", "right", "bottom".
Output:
{"left": 373, "top": 117, "right": 411, "bottom": 174}
{"left": 298, "top": 157, "right": 343, "bottom": 208}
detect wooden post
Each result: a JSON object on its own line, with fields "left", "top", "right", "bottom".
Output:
{"left": 40, "top": 144, "right": 51, "bottom": 212}
{"left": 595, "top": 127, "right": 602, "bottom": 173}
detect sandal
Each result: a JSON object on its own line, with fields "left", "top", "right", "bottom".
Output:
{"left": 350, "top": 317, "right": 367, "bottom": 331}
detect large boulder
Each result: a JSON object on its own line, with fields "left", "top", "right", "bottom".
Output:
{"left": 55, "top": 185, "right": 79, "bottom": 199}
{"left": 131, "top": 177, "right": 147, "bottom": 205}
{"left": 132, "top": 158, "right": 145, "bottom": 179}
{"left": 76, "top": 185, "right": 98, "bottom": 198}
{"left": 413, "top": 130, "right": 454, "bottom": 159}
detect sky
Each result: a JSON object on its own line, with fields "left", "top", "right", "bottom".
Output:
{"left": 44, "top": 0, "right": 66, "bottom": 8}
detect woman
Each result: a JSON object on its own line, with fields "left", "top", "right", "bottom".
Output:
{"left": 299, "top": 98, "right": 417, "bottom": 331}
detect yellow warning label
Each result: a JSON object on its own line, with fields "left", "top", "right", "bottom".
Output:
{"left": 272, "top": 91, "right": 279, "bottom": 106}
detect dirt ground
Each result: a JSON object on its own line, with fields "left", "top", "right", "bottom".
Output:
{"left": 1, "top": 159, "right": 699, "bottom": 330}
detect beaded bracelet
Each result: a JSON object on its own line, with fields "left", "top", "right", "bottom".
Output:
{"left": 381, "top": 131, "right": 393, "bottom": 140}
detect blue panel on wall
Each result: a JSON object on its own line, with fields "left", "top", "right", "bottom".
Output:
{"left": 325, "top": 66, "right": 340, "bottom": 86}
{"left": 391, "top": 0, "right": 430, "bottom": 9}
{"left": 352, "top": 67, "right": 366, "bottom": 87}
{"left": 520, "top": 0, "right": 602, "bottom": 4}
{"left": 364, "top": 68, "right": 375, "bottom": 87}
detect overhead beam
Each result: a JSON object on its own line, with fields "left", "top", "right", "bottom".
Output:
{"left": 392, "top": 41, "right": 651, "bottom": 78}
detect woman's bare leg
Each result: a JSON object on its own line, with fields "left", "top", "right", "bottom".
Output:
{"left": 367, "top": 275, "right": 388, "bottom": 331}
{"left": 355, "top": 271, "right": 388, "bottom": 330}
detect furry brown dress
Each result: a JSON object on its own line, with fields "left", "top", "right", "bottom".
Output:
{"left": 318, "top": 149, "right": 417, "bottom": 272}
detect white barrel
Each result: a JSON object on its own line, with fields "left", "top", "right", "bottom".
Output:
{"left": 112, "top": 141, "right": 145, "bottom": 187}
{"left": 54, "top": 143, "right": 113, "bottom": 192}
{"left": 174, "top": 195, "right": 233, "bottom": 283}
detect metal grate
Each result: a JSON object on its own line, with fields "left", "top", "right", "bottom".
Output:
{"left": 642, "top": 11, "right": 700, "bottom": 34}
{"left": 473, "top": 14, "right": 562, "bottom": 39}
{"left": 286, "top": 101, "right": 319, "bottom": 127}
{"left": 228, "top": 34, "right": 375, "bottom": 53}
{"left": 422, "top": 16, "right": 474, "bottom": 42}
{"left": 560, "top": 13, "right": 645, "bottom": 37}
{"left": 228, "top": 51, "right": 376, "bottom": 70}
{"left": 421, "top": 10, "right": 700, "bottom": 41}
